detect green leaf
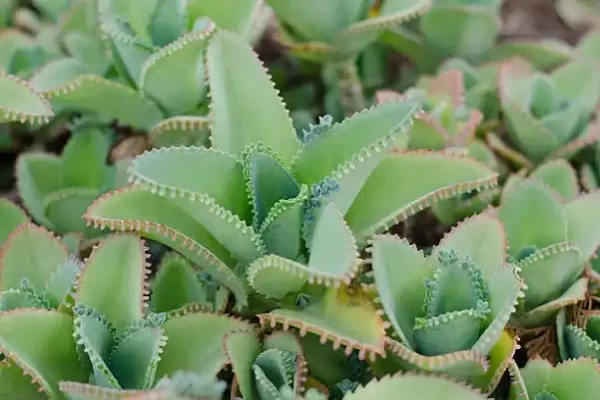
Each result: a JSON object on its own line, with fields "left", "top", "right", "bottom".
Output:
{"left": 46, "top": 75, "right": 164, "bottom": 130}
{"left": 518, "top": 242, "right": 581, "bottom": 309}
{"left": 0, "top": 360, "right": 46, "bottom": 399}
{"left": 148, "top": 116, "right": 211, "bottom": 148}
{"left": 150, "top": 0, "right": 187, "bottom": 46}
{"left": 83, "top": 187, "right": 248, "bottom": 308}
{"left": 566, "top": 191, "right": 600, "bottom": 263}
{"left": 487, "top": 39, "right": 573, "bottom": 70}
{"left": 433, "top": 214, "right": 506, "bottom": 279}
{"left": 0, "top": 223, "right": 67, "bottom": 291}
{"left": 498, "top": 180, "right": 567, "bottom": 259}
{"left": 206, "top": 30, "right": 300, "bottom": 163}
{"left": 16, "top": 152, "right": 62, "bottom": 227}
{"left": 61, "top": 126, "right": 110, "bottom": 189}
{"left": 517, "top": 277, "right": 588, "bottom": 328}
{"left": 259, "top": 285, "right": 386, "bottom": 360}
{"left": 545, "top": 358, "right": 600, "bottom": 400}
{"left": 293, "top": 101, "right": 419, "bottom": 185}
{"left": 242, "top": 144, "right": 301, "bottom": 230}
{"left": 346, "top": 151, "right": 498, "bottom": 246}
{"left": 29, "top": 57, "right": 91, "bottom": 93}
{"left": 0, "top": 309, "right": 89, "bottom": 398}
{"left": 342, "top": 373, "right": 489, "bottom": 399}
{"left": 371, "top": 235, "right": 432, "bottom": 350}
{"left": 99, "top": 17, "right": 153, "bottom": 88}
{"left": 140, "top": 22, "right": 215, "bottom": 115}
{"left": 224, "top": 330, "right": 262, "bottom": 400}
{"left": 129, "top": 146, "right": 249, "bottom": 220}
{"left": 260, "top": 186, "right": 308, "bottom": 260}
{"left": 420, "top": 6, "right": 500, "bottom": 59}
{"left": 43, "top": 187, "right": 102, "bottom": 235}
{"left": 109, "top": 326, "right": 167, "bottom": 389}
{"left": 45, "top": 256, "right": 81, "bottom": 307}
{"left": 530, "top": 159, "right": 579, "bottom": 201}
{"left": 267, "top": 0, "right": 367, "bottom": 42}
{"left": 75, "top": 235, "right": 147, "bottom": 331}
{"left": 0, "top": 199, "right": 28, "bottom": 244}
{"left": 63, "top": 32, "right": 111, "bottom": 75}
{"left": 0, "top": 69, "right": 53, "bottom": 124}
{"left": 73, "top": 306, "right": 120, "bottom": 388}
{"left": 156, "top": 310, "right": 253, "bottom": 380}
{"left": 248, "top": 203, "right": 359, "bottom": 298}
{"left": 187, "top": 0, "right": 260, "bottom": 36}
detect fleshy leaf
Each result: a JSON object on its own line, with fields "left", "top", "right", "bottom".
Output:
{"left": 530, "top": 159, "right": 579, "bottom": 201}
{"left": 518, "top": 242, "right": 581, "bottom": 309}
{"left": 186, "top": 0, "right": 260, "bottom": 36}
{"left": 29, "top": 57, "right": 90, "bottom": 93}
{"left": 148, "top": 116, "right": 211, "bottom": 148}
{"left": 370, "top": 235, "right": 432, "bottom": 349}
{"left": 150, "top": 252, "right": 207, "bottom": 313}
{"left": 498, "top": 180, "right": 567, "bottom": 259}
{"left": 73, "top": 306, "right": 120, "bottom": 388}
{"left": 565, "top": 191, "right": 600, "bottom": 263}
{"left": 83, "top": 187, "right": 248, "bottom": 308}
{"left": 16, "top": 153, "right": 62, "bottom": 227}
{"left": 259, "top": 285, "right": 386, "bottom": 361}
{"left": 60, "top": 126, "right": 110, "bottom": 189}
{"left": 156, "top": 310, "right": 253, "bottom": 380}
{"left": 0, "top": 309, "right": 89, "bottom": 397}
{"left": 46, "top": 75, "right": 164, "bottom": 130}
{"left": 206, "top": 30, "right": 300, "bottom": 163}
{"left": 129, "top": 146, "right": 249, "bottom": 220}
{"left": 109, "top": 325, "right": 167, "bottom": 389}
{"left": 0, "top": 199, "right": 28, "bottom": 244}
{"left": 45, "top": 256, "right": 81, "bottom": 307}
{"left": 293, "top": 101, "right": 420, "bottom": 185}
{"left": 0, "top": 223, "right": 67, "bottom": 291}
{"left": 0, "top": 70, "right": 53, "bottom": 124}
{"left": 43, "top": 187, "right": 102, "bottom": 235}
{"left": 140, "top": 21, "right": 215, "bottom": 115}
{"left": 346, "top": 151, "right": 498, "bottom": 246}
{"left": 75, "top": 234, "right": 147, "bottom": 331}
{"left": 343, "top": 372, "right": 489, "bottom": 399}
{"left": 224, "top": 330, "right": 262, "bottom": 400}
{"left": 0, "top": 360, "right": 46, "bottom": 399}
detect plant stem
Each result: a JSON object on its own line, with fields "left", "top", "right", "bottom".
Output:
{"left": 333, "top": 58, "right": 366, "bottom": 116}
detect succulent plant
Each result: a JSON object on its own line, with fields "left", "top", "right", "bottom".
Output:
{"left": 509, "top": 357, "right": 600, "bottom": 400}
{"left": 16, "top": 124, "right": 129, "bottom": 237}
{"left": 369, "top": 213, "right": 522, "bottom": 392}
{"left": 83, "top": 30, "right": 498, "bottom": 311}
{"left": 0, "top": 233, "right": 252, "bottom": 399}
{"left": 376, "top": 68, "right": 502, "bottom": 225}
{"left": 267, "top": 0, "right": 432, "bottom": 115}
{"left": 556, "top": 0, "right": 600, "bottom": 30}
{"left": 556, "top": 294, "right": 600, "bottom": 363}
{"left": 381, "top": 0, "right": 503, "bottom": 73}
{"left": 225, "top": 330, "right": 307, "bottom": 400}
{"left": 495, "top": 177, "right": 600, "bottom": 328}
{"left": 495, "top": 57, "right": 600, "bottom": 166}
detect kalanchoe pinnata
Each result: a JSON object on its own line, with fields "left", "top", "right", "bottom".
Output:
{"left": 556, "top": 0, "right": 600, "bottom": 30}
{"left": 0, "top": 220, "right": 79, "bottom": 312}
{"left": 496, "top": 57, "right": 600, "bottom": 166}
{"left": 16, "top": 124, "right": 130, "bottom": 237}
{"left": 381, "top": 0, "right": 502, "bottom": 73}
{"left": 0, "top": 69, "right": 53, "bottom": 124}
{"left": 83, "top": 30, "right": 498, "bottom": 310}
{"left": 341, "top": 372, "right": 489, "bottom": 400}
{"left": 0, "top": 198, "right": 28, "bottom": 244}
{"left": 555, "top": 296, "right": 600, "bottom": 363}
{"left": 376, "top": 69, "right": 502, "bottom": 225}
{"left": 267, "top": 0, "right": 431, "bottom": 115}
{"left": 508, "top": 357, "right": 600, "bottom": 400}
{"left": 369, "top": 213, "right": 523, "bottom": 392}
{"left": 496, "top": 177, "right": 600, "bottom": 328}
{"left": 0, "top": 233, "right": 252, "bottom": 399}
{"left": 225, "top": 330, "right": 308, "bottom": 400}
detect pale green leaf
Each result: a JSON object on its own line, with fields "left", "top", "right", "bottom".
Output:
{"left": 75, "top": 234, "right": 147, "bottom": 331}
{"left": 224, "top": 330, "right": 262, "bottom": 400}
{"left": 29, "top": 57, "right": 90, "bottom": 93}
{"left": 206, "top": 30, "right": 300, "bottom": 163}
{"left": 0, "top": 199, "right": 28, "bottom": 244}
{"left": 0, "top": 70, "right": 53, "bottom": 124}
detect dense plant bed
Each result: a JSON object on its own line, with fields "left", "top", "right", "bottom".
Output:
{"left": 1, "top": 0, "right": 600, "bottom": 399}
